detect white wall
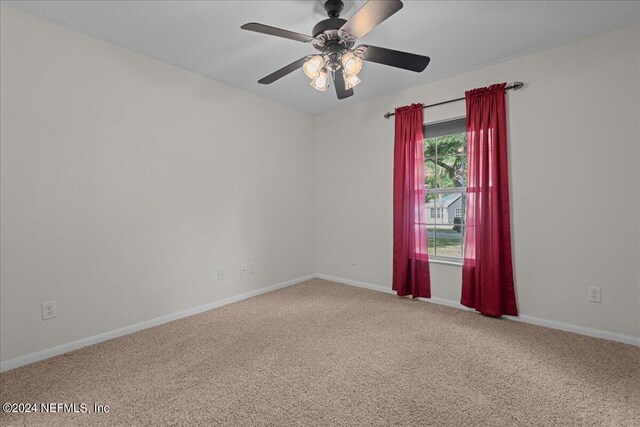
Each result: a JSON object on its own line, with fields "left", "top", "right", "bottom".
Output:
{"left": 315, "top": 24, "right": 640, "bottom": 339}
{"left": 0, "top": 6, "right": 315, "bottom": 363}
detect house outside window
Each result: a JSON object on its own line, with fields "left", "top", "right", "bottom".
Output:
{"left": 424, "top": 118, "right": 467, "bottom": 260}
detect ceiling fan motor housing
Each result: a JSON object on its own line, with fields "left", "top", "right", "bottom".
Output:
{"left": 312, "top": 18, "right": 347, "bottom": 39}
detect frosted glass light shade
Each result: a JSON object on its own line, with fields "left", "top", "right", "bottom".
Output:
{"left": 344, "top": 73, "right": 361, "bottom": 90}
{"left": 341, "top": 51, "right": 363, "bottom": 77}
{"left": 310, "top": 71, "right": 329, "bottom": 91}
{"left": 303, "top": 55, "right": 325, "bottom": 79}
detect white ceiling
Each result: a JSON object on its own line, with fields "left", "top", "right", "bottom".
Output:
{"left": 4, "top": 1, "right": 640, "bottom": 114}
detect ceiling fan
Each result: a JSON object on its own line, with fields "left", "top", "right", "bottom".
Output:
{"left": 241, "top": 0, "right": 430, "bottom": 100}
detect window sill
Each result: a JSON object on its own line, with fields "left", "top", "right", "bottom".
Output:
{"left": 429, "top": 258, "right": 463, "bottom": 267}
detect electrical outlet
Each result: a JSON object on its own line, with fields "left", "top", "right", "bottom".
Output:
{"left": 588, "top": 286, "right": 601, "bottom": 303}
{"left": 352, "top": 255, "right": 357, "bottom": 266}
{"left": 249, "top": 263, "right": 255, "bottom": 274}
{"left": 218, "top": 268, "right": 225, "bottom": 280}
{"left": 41, "top": 301, "right": 57, "bottom": 320}
{"left": 240, "top": 264, "right": 247, "bottom": 276}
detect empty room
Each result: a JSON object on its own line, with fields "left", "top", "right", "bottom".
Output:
{"left": 1, "top": 1, "right": 639, "bottom": 425}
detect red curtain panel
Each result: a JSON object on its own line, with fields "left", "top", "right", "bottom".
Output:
{"left": 461, "top": 83, "right": 518, "bottom": 316}
{"left": 393, "top": 104, "right": 431, "bottom": 298}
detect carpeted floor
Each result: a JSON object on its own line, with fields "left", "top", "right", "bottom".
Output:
{"left": 1, "top": 279, "right": 639, "bottom": 426}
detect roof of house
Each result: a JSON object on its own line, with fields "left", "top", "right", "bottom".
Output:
{"left": 425, "top": 193, "right": 462, "bottom": 208}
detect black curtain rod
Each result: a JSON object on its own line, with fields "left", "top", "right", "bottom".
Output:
{"left": 383, "top": 82, "right": 524, "bottom": 119}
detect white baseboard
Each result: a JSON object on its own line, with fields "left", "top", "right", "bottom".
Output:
{"left": 0, "top": 275, "right": 315, "bottom": 372}
{"left": 315, "top": 274, "right": 640, "bottom": 347}
{"left": 3, "top": 273, "right": 637, "bottom": 372}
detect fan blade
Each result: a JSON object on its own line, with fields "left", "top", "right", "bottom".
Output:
{"left": 241, "top": 23, "right": 314, "bottom": 43}
{"left": 340, "top": 0, "right": 403, "bottom": 39}
{"left": 334, "top": 71, "right": 354, "bottom": 100}
{"left": 258, "top": 57, "right": 308, "bottom": 85}
{"left": 359, "top": 45, "right": 430, "bottom": 72}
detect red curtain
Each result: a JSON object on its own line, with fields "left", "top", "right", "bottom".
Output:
{"left": 393, "top": 104, "right": 430, "bottom": 298}
{"left": 461, "top": 83, "right": 517, "bottom": 316}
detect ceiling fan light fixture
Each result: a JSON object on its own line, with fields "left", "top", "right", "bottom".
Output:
{"left": 242, "top": 0, "right": 431, "bottom": 100}
{"left": 310, "top": 70, "right": 329, "bottom": 91}
{"left": 303, "top": 55, "right": 325, "bottom": 79}
{"left": 343, "top": 72, "right": 361, "bottom": 90}
{"left": 341, "top": 51, "right": 363, "bottom": 77}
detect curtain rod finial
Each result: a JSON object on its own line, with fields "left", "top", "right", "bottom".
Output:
{"left": 384, "top": 112, "right": 393, "bottom": 119}
{"left": 512, "top": 81, "right": 524, "bottom": 91}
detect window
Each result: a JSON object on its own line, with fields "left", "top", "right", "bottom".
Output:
{"left": 424, "top": 118, "right": 467, "bottom": 260}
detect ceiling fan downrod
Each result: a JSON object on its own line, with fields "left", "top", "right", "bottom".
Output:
{"left": 324, "top": 0, "right": 344, "bottom": 19}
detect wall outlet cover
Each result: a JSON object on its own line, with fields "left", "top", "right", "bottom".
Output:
{"left": 41, "top": 301, "right": 57, "bottom": 320}
{"left": 588, "top": 286, "right": 601, "bottom": 303}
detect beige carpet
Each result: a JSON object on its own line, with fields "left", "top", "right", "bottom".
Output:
{"left": 1, "top": 279, "right": 639, "bottom": 426}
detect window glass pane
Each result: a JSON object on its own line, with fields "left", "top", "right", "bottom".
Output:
{"left": 425, "top": 192, "right": 465, "bottom": 258}
{"left": 424, "top": 120, "right": 467, "bottom": 260}
{"left": 427, "top": 224, "right": 436, "bottom": 256}
{"left": 425, "top": 192, "right": 436, "bottom": 205}
{"left": 424, "top": 137, "right": 437, "bottom": 158}
{"left": 427, "top": 193, "right": 460, "bottom": 225}
{"left": 424, "top": 159, "right": 437, "bottom": 190}
{"left": 424, "top": 132, "right": 466, "bottom": 189}
{"left": 438, "top": 133, "right": 466, "bottom": 156}
{"left": 460, "top": 155, "right": 467, "bottom": 187}
{"left": 438, "top": 154, "right": 467, "bottom": 188}
{"left": 433, "top": 224, "right": 463, "bottom": 258}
